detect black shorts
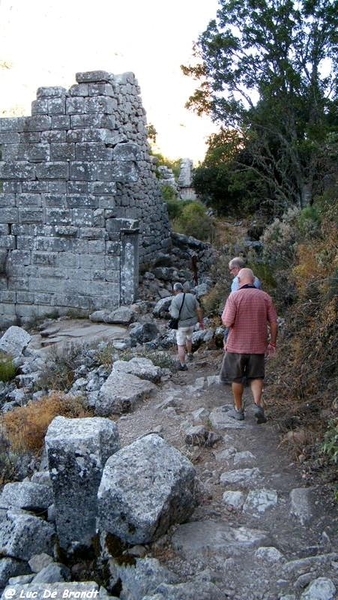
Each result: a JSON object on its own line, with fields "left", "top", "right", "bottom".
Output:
{"left": 224, "top": 353, "right": 265, "bottom": 383}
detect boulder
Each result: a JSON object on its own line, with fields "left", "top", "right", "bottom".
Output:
{"left": 0, "top": 510, "right": 55, "bottom": 561}
{"left": 152, "top": 297, "right": 172, "bottom": 318}
{"left": 96, "top": 371, "right": 157, "bottom": 416}
{"left": 0, "top": 557, "right": 32, "bottom": 589}
{"left": 113, "top": 357, "right": 161, "bottom": 383}
{"left": 0, "top": 482, "right": 53, "bottom": 513}
{"left": 45, "top": 416, "right": 120, "bottom": 549}
{"left": 98, "top": 433, "right": 197, "bottom": 544}
{"left": 129, "top": 322, "right": 159, "bottom": 344}
{"left": 0, "top": 326, "right": 31, "bottom": 359}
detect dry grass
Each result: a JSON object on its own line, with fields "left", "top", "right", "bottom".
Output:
{"left": 1, "top": 391, "right": 94, "bottom": 454}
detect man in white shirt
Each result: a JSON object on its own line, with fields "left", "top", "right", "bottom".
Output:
{"left": 229, "top": 257, "right": 261, "bottom": 291}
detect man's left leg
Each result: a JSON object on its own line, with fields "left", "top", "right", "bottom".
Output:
{"left": 250, "top": 378, "right": 267, "bottom": 423}
{"left": 186, "top": 335, "right": 193, "bottom": 361}
{"left": 247, "top": 355, "right": 267, "bottom": 424}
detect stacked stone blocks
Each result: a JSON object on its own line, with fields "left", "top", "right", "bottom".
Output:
{"left": 0, "top": 71, "right": 170, "bottom": 326}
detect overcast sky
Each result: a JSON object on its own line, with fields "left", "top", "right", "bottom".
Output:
{"left": 0, "top": 0, "right": 219, "bottom": 163}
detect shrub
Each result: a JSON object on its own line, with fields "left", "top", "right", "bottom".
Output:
{"left": 165, "top": 197, "right": 185, "bottom": 220}
{"left": 160, "top": 185, "right": 178, "bottom": 202}
{"left": 322, "top": 419, "right": 338, "bottom": 465}
{"left": 173, "top": 201, "right": 216, "bottom": 242}
{"left": 36, "top": 342, "right": 84, "bottom": 391}
{"left": 201, "top": 282, "right": 228, "bottom": 317}
{"left": 0, "top": 429, "right": 20, "bottom": 484}
{"left": 1, "top": 391, "right": 94, "bottom": 454}
{"left": 0, "top": 351, "right": 16, "bottom": 382}
{"left": 93, "top": 341, "right": 115, "bottom": 368}
{"left": 260, "top": 206, "right": 301, "bottom": 270}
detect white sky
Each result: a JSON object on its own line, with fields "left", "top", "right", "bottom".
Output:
{"left": 0, "top": 0, "right": 219, "bottom": 163}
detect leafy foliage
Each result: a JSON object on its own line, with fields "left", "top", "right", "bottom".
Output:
{"left": 172, "top": 201, "right": 216, "bottom": 241}
{"left": 322, "top": 420, "right": 338, "bottom": 464}
{"left": 0, "top": 352, "right": 16, "bottom": 382}
{"left": 267, "top": 191, "right": 338, "bottom": 422}
{"left": 182, "top": 0, "right": 338, "bottom": 212}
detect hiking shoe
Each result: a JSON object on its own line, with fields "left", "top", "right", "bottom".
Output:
{"left": 177, "top": 363, "right": 188, "bottom": 371}
{"left": 227, "top": 407, "right": 245, "bottom": 421}
{"left": 254, "top": 404, "right": 267, "bottom": 424}
{"left": 187, "top": 353, "right": 194, "bottom": 362}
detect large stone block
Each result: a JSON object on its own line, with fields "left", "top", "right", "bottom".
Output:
{"left": 45, "top": 416, "right": 120, "bottom": 549}
{"left": 0, "top": 510, "right": 55, "bottom": 560}
{"left": 98, "top": 434, "right": 197, "bottom": 544}
{"left": 0, "top": 325, "right": 31, "bottom": 358}
{"left": 96, "top": 370, "right": 156, "bottom": 416}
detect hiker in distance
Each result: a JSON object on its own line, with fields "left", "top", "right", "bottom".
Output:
{"left": 221, "top": 268, "right": 278, "bottom": 423}
{"left": 169, "top": 282, "right": 204, "bottom": 371}
{"left": 223, "top": 256, "right": 262, "bottom": 351}
{"left": 229, "top": 256, "right": 262, "bottom": 291}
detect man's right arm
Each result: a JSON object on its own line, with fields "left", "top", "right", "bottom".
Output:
{"left": 269, "top": 320, "right": 278, "bottom": 346}
{"left": 196, "top": 305, "right": 204, "bottom": 328}
{"left": 222, "top": 296, "right": 235, "bottom": 328}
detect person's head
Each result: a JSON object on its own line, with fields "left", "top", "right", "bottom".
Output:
{"left": 237, "top": 268, "right": 255, "bottom": 287}
{"left": 228, "top": 257, "right": 245, "bottom": 278}
{"left": 173, "top": 282, "right": 184, "bottom": 294}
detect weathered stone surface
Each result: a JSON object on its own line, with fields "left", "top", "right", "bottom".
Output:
{"left": 98, "top": 433, "right": 197, "bottom": 544}
{"left": 113, "top": 357, "right": 161, "bottom": 383}
{"left": 90, "top": 306, "right": 135, "bottom": 324}
{"left": 129, "top": 322, "right": 159, "bottom": 344}
{"left": 255, "top": 546, "right": 285, "bottom": 563}
{"left": 28, "top": 553, "right": 54, "bottom": 573}
{"left": 107, "top": 557, "right": 178, "bottom": 600}
{"left": 0, "top": 71, "right": 171, "bottom": 327}
{"left": 142, "top": 580, "right": 227, "bottom": 600}
{"left": 0, "top": 326, "right": 31, "bottom": 358}
{"left": 96, "top": 370, "right": 157, "bottom": 416}
{"left": 300, "top": 577, "right": 336, "bottom": 599}
{"left": 220, "top": 468, "right": 261, "bottom": 487}
{"left": 290, "top": 487, "right": 314, "bottom": 524}
{"left": 222, "top": 490, "right": 246, "bottom": 510}
{"left": 31, "top": 562, "right": 70, "bottom": 584}
{"left": 0, "top": 558, "right": 32, "bottom": 589}
{"left": 152, "top": 297, "right": 172, "bottom": 318}
{"left": 243, "top": 488, "right": 278, "bottom": 514}
{"left": 45, "top": 416, "right": 120, "bottom": 548}
{"left": 0, "top": 510, "right": 55, "bottom": 560}
{"left": 171, "top": 520, "right": 270, "bottom": 559}
{"left": 0, "top": 482, "right": 53, "bottom": 512}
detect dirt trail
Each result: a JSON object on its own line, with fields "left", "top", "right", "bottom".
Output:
{"left": 116, "top": 349, "right": 338, "bottom": 599}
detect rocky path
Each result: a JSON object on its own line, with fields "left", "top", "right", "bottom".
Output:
{"left": 117, "top": 351, "right": 338, "bottom": 600}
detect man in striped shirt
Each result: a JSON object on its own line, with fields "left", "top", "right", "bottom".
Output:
{"left": 221, "top": 268, "right": 278, "bottom": 423}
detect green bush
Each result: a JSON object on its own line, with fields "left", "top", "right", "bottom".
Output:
{"left": 173, "top": 201, "right": 215, "bottom": 242}
{"left": 161, "top": 185, "right": 178, "bottom": 203}
{"left": 322, "top": 419, "right": 338, "bottom": 464}
{"left": 0, "top": 352, "right": 16, "bottom": 382}
{"left": 297, "top": 205, "right": 321, "bottom": 237}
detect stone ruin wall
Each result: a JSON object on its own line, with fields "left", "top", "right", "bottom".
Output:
{"left": 0, "top": 70, "right": 171, "bottom": 328}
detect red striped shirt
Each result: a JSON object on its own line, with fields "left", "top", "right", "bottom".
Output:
{"left": 222, "top": 287, "right": 278, "bottom": 354}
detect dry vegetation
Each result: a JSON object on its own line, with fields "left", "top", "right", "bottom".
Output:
{"left": 0, "top": 391, "right": 94, "bottom": 454}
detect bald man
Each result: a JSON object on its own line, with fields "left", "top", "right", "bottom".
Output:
{"left": 221, "top": 268, "right": 278, "bottom": 423}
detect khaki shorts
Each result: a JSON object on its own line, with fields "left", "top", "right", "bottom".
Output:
{"left": 176, "top": 326, "right": 195, "bottom": 346}
{"left": 223, "top": 352, "right": 265, "bottom": 383}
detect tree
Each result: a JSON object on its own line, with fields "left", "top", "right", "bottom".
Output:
{"left": 182, "top": 0, "right": 338, "bottom": 210}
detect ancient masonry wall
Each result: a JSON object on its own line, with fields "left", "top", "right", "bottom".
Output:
{"left": 0, "top": 71, "right": 171, "bottom": 327}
